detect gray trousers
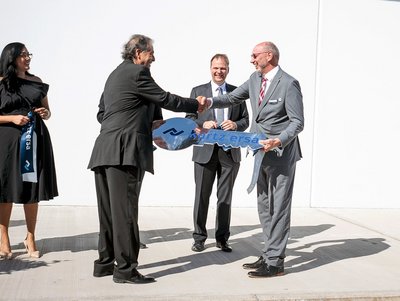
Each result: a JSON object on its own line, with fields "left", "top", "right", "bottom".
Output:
{"left": 257, "top": 163, "right": 296, "bottom": 268}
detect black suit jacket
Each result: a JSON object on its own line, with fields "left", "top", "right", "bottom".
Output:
{"left": 88, "top": 60, "right": 198, "bottom": 173}
{"left": 186, "top": 82, "right": 249, "bottom": 163}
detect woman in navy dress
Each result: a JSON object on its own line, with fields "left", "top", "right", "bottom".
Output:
{"left": 0, "top": 42, "right": 58, "bottom": 259}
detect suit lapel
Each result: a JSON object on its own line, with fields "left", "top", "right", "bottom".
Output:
{"left": 206, "top": 83, "right": 216, "bottom": 120}
{"left": 226, "top": 84, "right": 234, "bottom": 118}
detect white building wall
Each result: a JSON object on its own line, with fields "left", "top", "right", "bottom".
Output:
{"left": 1, "top": 0, "right": 398, "bottom": 208}
{"left": 311, "top": 0, "right": 400, "bottom": 208}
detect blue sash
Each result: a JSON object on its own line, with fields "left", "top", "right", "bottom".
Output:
{"left": 20, "top": 111, "right": 37, "bottom": 182}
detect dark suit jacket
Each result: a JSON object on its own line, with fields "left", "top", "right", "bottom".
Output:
{"left": 186, "top": 82, "right": 249, "bottom": 163}
{"left": 88, "top": 60, "right": 198, "bottom": 174}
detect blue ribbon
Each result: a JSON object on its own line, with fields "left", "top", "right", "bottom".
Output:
{"left": 20, "top": 111, "right": 35, "bottom": 174}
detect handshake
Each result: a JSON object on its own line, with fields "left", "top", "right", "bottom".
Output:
{"left": 196, "top": 96, "right": 211, "bottom": 113}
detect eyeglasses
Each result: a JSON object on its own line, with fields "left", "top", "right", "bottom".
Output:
{"left": 19, "top": 52, "right": 33, "bottom": 59}
{"left": 250, "top": 51, "right": 269, "bottom": 59}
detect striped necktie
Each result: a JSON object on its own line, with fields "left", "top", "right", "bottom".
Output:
{"left": 258, "top": 77, "right": 267, "bottom": 106}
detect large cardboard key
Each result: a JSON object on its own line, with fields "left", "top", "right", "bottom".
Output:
{"left": 152, "top": 117, "right": 283, "bottom": 156}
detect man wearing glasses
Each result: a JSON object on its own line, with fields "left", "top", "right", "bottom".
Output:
{"left": 203, "top": 41, "right": 304, "bottom": 278}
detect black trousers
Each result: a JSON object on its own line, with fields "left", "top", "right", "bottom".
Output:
{"left": 93, "top": 165, "right": 144, "bottom": 279}
{"left": 193, "top": 146, "right": 240, "bottom": 243}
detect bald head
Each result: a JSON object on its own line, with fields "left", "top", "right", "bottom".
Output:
{"left": 256, "top": 41, "right": 280, "bottom": 65}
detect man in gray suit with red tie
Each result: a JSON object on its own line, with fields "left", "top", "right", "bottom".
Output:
{"left": 205, "top": 42, "right": 304, "bottom": 277}
{"left": 186, "top": 54, "right": 249, "bottom": 253}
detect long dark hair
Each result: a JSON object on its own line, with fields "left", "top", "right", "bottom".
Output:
{"left": 0, "top": 42, "right": 26, "bottom": 92}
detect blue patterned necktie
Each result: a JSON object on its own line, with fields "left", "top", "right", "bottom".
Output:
{"left": 215, "top": 87, "right": 231, "bottom": 151}
{"left": 215, "top": 87, "right": 224, "bottom": 125}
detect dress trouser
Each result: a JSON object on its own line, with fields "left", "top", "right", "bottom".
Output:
{"left": 93, "top": 165, "right": 143, "bottom": 279}
{"left": 193, "top": 146, "right": 240, "bottom": 243}
{"left": 257, "top": 162, "right": 296, "bottom": 268}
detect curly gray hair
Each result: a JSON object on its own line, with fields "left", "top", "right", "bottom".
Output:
{"left": 121, "top": 34, "right": 153, "bottom": 60}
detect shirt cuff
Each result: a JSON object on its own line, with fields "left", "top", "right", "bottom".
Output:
{"left": 207, "top": 97, "right": 213, "bottom": 109}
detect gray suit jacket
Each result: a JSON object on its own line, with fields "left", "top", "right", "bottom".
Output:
{"left": 186, "top": 82, "right": 249, "bottom": 163}
{"left": 212, "top": 68, "right": 304, "bottom": 166}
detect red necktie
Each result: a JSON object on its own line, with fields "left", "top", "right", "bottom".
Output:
{"left": 258, "top": 77, "right": 267, "bottom": 106}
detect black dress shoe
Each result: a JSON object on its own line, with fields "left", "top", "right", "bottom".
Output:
{"left": 191, "top": 241, "right": 205, "bottom": 252}
{"left": 242, "top": 256, "right": 265, "bottom": 270}
{"left": 216, "top": 241, "right": 232, "bottom": 252}
{"left": 139, "top": 242, "right": 147, "bottom": 249}
{"left": 113, "top": 271, "right": 155, "bottom": 284}
{"left": 248, "top": 262, "right": 284, "bottom": 278}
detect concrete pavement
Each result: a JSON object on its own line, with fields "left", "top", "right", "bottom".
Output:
{"left": 1, "top": 206, "right": 400, "bottom": 301}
